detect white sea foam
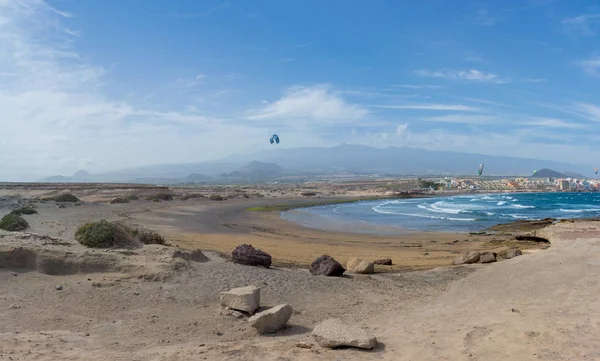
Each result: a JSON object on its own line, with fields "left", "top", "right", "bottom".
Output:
{"left": 512, "top": 204, "right": 535, "bottom": 209}
{"left": 497, "top": 201, "right": 507, "bottom": 206}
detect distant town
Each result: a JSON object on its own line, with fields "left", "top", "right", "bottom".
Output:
{"left": 437, "top": 176, "right": 597, "bottom": 192}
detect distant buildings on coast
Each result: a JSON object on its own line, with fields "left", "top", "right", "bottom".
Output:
{"left": 436, "top": 176, "right": 600, "bottom": 192}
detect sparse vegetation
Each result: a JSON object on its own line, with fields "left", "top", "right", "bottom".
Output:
{"left": 75, "top": 220, "right": 167, "bottom": 248}
{"left": 146, "top": 193, "right": 174, "bottom": 202}
{"left": 10, "top": 205, "right": 38, "bottom": 216}
{"left": 43, "top": 193, "right": 80, "bottom": 203}
{"left": 181, "top": 193, "right": 206, "bottom": 201}
{"left": 0, "top": 213, "right": 30, "bottom": 231}
{"left": 75, "top": 220, "right": 134, "bottom": 248}
{"left": 110, "top": 195, "right": 139, "bottom": 204}
{"left": 209, "top": 194, "right": 226, "bottom": 201}
{"left": 135, "top": 229, "right": 166, "bottom": 245}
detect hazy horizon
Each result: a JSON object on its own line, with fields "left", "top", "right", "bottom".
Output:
{"left": 2, "top": 1, "right": 600, "bottom": 180}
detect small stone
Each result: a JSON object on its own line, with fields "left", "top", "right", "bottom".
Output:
{"left": 346, "top": 258, "right": 375, "bottom": 274}
{"left": 248, "top": 304, "right": 293, "bottom": 334}
{"left": 219, "top": 286, "right": 260, "bottom": 315}
{"left": 296, "top": 342, "right": 312, "bottom": 349}
{"left": 8, "top": 304, "right": 21, "bottom": 309}
{"left": 452, "top": 251, "right": 481, "bottom": 265}
{"left": 133, "top": 292, "right": 140, "bottom": 296}
{"left": 56, "top": 285, "right": 63, "bottom": 291}
{"left": 478, "top": 252, "right": 497, "bottom": 263}
{"left": 373, "top": 258, "right": 392, "bottom": 265}
{"left": 312, "top": 318, "right": 377, "bottom": 350}
{"left": 309, "top": 255, "right": 345, "bottom": 277}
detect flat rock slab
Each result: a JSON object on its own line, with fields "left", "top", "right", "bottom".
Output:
{"left": 311, "top": 318, "right": 377, "bottom": 350}
{"left": 347, "top": 258, "right": 374, "bottom": 274}
{"left": 452, "top": 251, "right": 481, "bottom": 265}
{"left": 219, "top": 285, "right": 260, "bottom": 315}
{"left": 248, "top": 304, "right": 293, "bottom": 334}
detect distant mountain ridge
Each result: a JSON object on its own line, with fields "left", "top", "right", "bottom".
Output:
{"left": 532, "top": 169, "right": 587, "bottom": 179}
{"left": 38, "top": 144, "right": 593, "bottom": 183}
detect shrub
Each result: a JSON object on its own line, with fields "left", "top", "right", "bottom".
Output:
{"left": 0, "top": 213, "right": 30, "bottom": 231}
{"left": 146, "top": 193, "right": 174, "bottom": 202}
{"left": 75, "top": 220, "right": 135, "bottom": 248}
{"left": 181, "top": 193, "right": 205, "bottom": 201}
{"left": 135, "top": 229, "right": 166, "bottom": 245}
{"left": 43, "top": 193, "right": 80, "bottom": 203}
{"left": 10, "top": 206, "right": 38, "bottom": 216}
{"left": 209, "top": 194, "right": 225, "bottom": 201}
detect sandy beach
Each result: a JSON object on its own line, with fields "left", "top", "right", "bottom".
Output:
{"left": 0, "top": 183, "right": 591, "bottom": 361}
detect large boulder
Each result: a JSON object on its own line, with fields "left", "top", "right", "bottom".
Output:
{"left": 478, "top": 252, "right": 497, "bottom": 264}
{"left": 232, "top": 244, "right": 271, "bottom": 268}
{"left": 452, "top": 251, "right": 481, "bottom": 265}
{"left": 346, "top": 258, "right": 374, "bottom": 274}
{"left": 219, "top": 285, "right": 260, "bottom": 315}
{"left": 248, "top": 304, "right": 293, "bottom": 334}
{"left": 498, "top": 248, "right": 522, "bottom": 259}
{"left": 309, "top": 255, "right": 345, "bottom": 277}
{"left": 373, "top": 258, "right": 392, "bottom": 265}
{"left": 312, "top": 318, "right": 377, "bottom": 350}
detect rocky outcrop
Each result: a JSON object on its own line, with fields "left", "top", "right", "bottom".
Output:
{"left": 248, "top": 304, "right": 293, "bottom": 334}
{"left": 232, "top": 244, "right": 271, "bottom": 268}
{"left": 452, "top": 251, "right": 481, "bottom": 265}
{"left": 219, "top": 285, "right": 260, "bottom": 315}
{"left": 172, "top": 249, "right": 209, "bottom": 263}
{"left": 373, "top": 258, "right": 392, "bottom": 265}
{"left": 311, "top": 318, "right": 377, "bottom": 350}
{"left": 478, "top": 252, "right": 497, "bottom": 263}
{"left": 498, "top": 248, "right": 523, "bottom": 259}
{"left": 346, "top": 258, "right": 374, "bottom": 274}
{"left": 309, "top": 255, "right": 345, "bottom": 277}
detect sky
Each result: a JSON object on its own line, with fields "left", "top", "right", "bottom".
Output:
{"left": 1, "top": 0, "right": 600, "bottom": 180}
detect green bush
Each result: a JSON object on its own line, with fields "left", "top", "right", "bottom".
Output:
{"left": 209, "top": 194, "right": 226, "bottom": 201}
{"left": 10, "top": 206, "right": 38, "bottom": 215}
{"left": 43, "top": 193, "right": 80, "bottom": 202}
{"left": 75, "top": 220, "right": 133, "bottom": 248}
{"left": 0, "top": 213, "right": 30, "bottom": 231}
{"left": 181, "top": 193, "right": 205, "bottom": 201}
{"left": 75, "top": 220, "right": 167, "bottom": 248}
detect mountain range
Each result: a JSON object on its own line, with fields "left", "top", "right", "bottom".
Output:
{"left": 40, "top": 144, "right": 594, "bottom": 184}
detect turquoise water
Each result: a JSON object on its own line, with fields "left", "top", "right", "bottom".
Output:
{"left": 281, "top": 192, "right": 600, "bottom": 233}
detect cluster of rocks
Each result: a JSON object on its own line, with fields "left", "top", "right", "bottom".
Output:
{"left": 452, "top": 247, "right": 523, "bottom": 265}
{"left": 219, "top": 285, "right": 292, "bottom": 334}
{"left": 232, "top": 244, "right": 393, "bottom": 278}
{"left": 219, "top": 285, "right": 378, "bottom": 350}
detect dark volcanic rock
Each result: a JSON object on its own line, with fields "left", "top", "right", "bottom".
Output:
{"left": 232, "top": 244, "right": 271, "bottom": 268}
{"left": 309, "top": 255, "right": 345, "bottom": 277}
{"left": 373, "top": 258, "right": 392, "bottom": 265}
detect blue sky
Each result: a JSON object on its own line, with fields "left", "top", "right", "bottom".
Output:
{"left": 1, "top": 0, "right": 600, "bottom": 180}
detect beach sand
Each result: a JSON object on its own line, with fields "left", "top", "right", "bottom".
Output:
{"left": 0, "top": 183, "right": 589, "bottom": 360}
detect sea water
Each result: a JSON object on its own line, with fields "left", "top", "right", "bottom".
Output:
{"left": 281, "top": 192, "right": 600, "bottom": 233}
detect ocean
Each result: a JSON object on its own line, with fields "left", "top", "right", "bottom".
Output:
{"left": 281, "top": 192, "right": 600, "bottom": 233}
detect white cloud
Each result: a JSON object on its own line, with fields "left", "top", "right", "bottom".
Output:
{"left": 373, "top": 104, "right": 480, "bottom": 111}
{"left": 419, "top": 114, "right": 498, "bottom": 124}
{"left": 572, "top": 102, "right": 600, "bottom": 122}
{"left": 522, "top": 78, "right": 547, "bottom": 83}
{"left": 392, "top": 84, "right": 445, "bottom": 89}
{"left": 521, "top": 117, "right": 588, "bottom": 129}
{"left": 396, "top": 124, "right": 408, "bottom": 136}
{"left": 247, "top": 85, "right": 369, "bottom": 121}
{"left": 562, "top": 14, "right": 600, "bottom": 36}
{"left": 577, "top": 56, "right": 600, "bottom": 76}
{"left": 476, "top": 9, "right": 495, "bottom": 26}
{"left": 414, "top": 69, "right": 510, "bottom": 83}
{"left": 0, "top": 0, "right": 261, "bottom": 180}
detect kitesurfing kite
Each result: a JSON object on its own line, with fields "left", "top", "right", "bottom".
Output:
{"left": 595, "top": 168, "right": 598, "bottom": 175}
{"left": 478, "top": 163, "right": 484, "bottom": 176}
{"left": 269, "top": 134, "right": 280, "bottom": 144}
